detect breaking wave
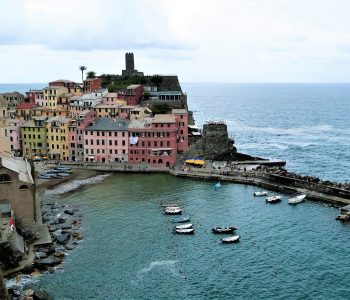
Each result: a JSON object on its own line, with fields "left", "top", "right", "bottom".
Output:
{"left": 138, "top": 260, "right": 179, "bottom": 278}
{"left": 45, "top": 174, "right": 111, "bottom": 195}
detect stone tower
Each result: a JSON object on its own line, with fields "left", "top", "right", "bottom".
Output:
{"left": 122, "top": 52, "right": 144, "bottom": 77}
{"left": 125, "top": 52, "right": 135, "bottom": 72}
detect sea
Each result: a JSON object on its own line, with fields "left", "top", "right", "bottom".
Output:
{"left": 2, "top": 83, "right": 350, "bottom": 299}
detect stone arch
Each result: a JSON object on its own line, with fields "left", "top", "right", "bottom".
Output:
{"left": 19, "top": 185, "right": 29, "bottom": 190}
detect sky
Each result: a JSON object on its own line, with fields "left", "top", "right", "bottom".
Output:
{"left": 1, "top": 0, "right": 350, "bottom": 83}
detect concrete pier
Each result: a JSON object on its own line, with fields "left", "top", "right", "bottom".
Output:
{"left": 41, "top": 161, "right": 350, "bottom": 206}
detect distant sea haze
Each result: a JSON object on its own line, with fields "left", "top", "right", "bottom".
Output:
{"left": 2, "top": 82, "right": 349, "bottom": 182}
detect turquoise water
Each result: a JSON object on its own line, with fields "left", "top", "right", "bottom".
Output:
{"left": 184, "top": 83, "right": 350, "bottom": 182}
{"left": 2, "top": 83, "right": 349, "bottom": 298}
{"left": 34, "top": 174, "right": 350, "bottom": 299}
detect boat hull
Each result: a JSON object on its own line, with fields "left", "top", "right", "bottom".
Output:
{"left": 221, "top": 235, "right": 240, "bottom": 243}
{"left": 212, "top": 227, "right": 237, "bottom": 234}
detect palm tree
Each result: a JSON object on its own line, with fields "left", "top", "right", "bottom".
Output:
{"left": 79, "top": 66, "right": 87, "bottom": 82}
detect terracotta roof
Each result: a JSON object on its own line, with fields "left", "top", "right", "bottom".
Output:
{"left": 16, "top": 103, "right": 35, "bottom": 109}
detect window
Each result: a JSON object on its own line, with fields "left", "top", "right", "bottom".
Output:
{"left": 109, "top": 140, "right": 112, "bottom": 146}
{"left": 114, "top": 140, "right": 118, "bottom": 146}
{"left": 0, "top": 174, "right": 11, "bottom": 182}
{"left": 122, "top": 140, "right": 125, "bottom": 146}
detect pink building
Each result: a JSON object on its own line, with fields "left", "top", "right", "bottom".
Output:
{"left": 9, "top": 122, "right": 21, "bottom": 153}
{"left": 128, "top": 114, "right": 178, "bottom": 167}
{"left": 118, "top": 85, "right": 143, "bottom": 106}
{"left": 84, "top": 118, "right": 129, "bottom": 162}
{"left": 172, "top": 109, "right": 189, "bottom": 153}
{"left": 26, "top": 90, "right": 43, "bottom": 105}
{"left": 102, "top": 92, "right": 119, "bottom": 105}
{"left": 69, "top": 111, "right": 96, "bottom": 161}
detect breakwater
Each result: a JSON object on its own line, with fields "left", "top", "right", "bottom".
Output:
{"left": 44, "top": 161, "right": 350, "bottom": 206}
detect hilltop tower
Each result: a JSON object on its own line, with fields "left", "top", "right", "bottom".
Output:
{"left": 122, "top": 52, "right": 144, "bottom": 77}
{"left": 125, "top": 52, "right": 135, "bottom": 72}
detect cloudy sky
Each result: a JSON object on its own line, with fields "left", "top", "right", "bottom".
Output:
{"left": 1, "top": 0, "right": 350, "bottom": 83}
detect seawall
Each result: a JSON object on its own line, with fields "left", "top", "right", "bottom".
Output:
{"left": 42, "top": 162, "right": 350, "bottom": 207}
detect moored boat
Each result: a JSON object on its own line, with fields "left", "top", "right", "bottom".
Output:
{"left": 165, "top": 206, "right": 182, "bottom": 215}
{"left": 221, "top": 235, "right": 240, "bottom": 243}
{"left": 55, "top": 166, "right": 72, "bottom": 171}
{"left": 174, "top": 228, "right": 195, "bottom": 235}
{"left": 266, "top": 195, "right": 282, "bottom": 203}
{"left": 175, "top": 223, "right": 193, "bottom": 230}
{"left": 212, "top": 227, "right": 237, "bottom": 234}
{"left": 172, "top": 216, "right": 190, "bottom": 223}
{"left": 57, "top": 173, "right": 70, "bottom": 177}
{"left": 254, "top": 191, "right": 268, "bottom": 197}
{"left": 288, "top": 194, "right": 306, "bottom": 204}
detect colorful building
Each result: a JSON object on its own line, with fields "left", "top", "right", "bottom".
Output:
{"left": 46, "top": 116, "right": 71, "bottom": 161}
{"left": 118, "top": 85, "right": 143, "bottom": 106}
{"left": 128, "top": 114, "right": 178, "bottom": 167}
{"left": 83, "top": 78, "right": 102, "bottom": 93}
{"left": 84, "top": 118, "right": 129, "bottom": 162}
{"left": 15, "top": 103, "right": 36, "bottom": 121}
{"left": 21, "top": 117, "right": 47, "bottom": 158}
{"left": 44, "top": 86, "right": 69, "bottom": 110}
{"left": 69, "top": 111, "right": 96, "bottom": 161}
{"left": 172, "top": 109, "right": 189, "bottom": 153}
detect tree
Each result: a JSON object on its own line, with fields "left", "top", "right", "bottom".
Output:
{"left": 86, "top": 71, "right": 96, "bottom": 79}
{"left": 150, "top": 75, "right": 163, "bottom": 87}
{"left": 79, "top": 66, "right": 87, "bottom": 82}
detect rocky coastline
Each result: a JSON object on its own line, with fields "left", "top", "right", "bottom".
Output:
{"left": 4, "top": 168, "right": 101, "bottom": 300}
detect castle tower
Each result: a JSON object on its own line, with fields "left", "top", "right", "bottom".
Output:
{"left": 125, "top": 52, "right": 135, "bottom": 72}
{"left": 122, "top": 52, "right": 144, "bottom": 77}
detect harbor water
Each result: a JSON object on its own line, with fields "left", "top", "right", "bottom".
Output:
{"left": 1, "top": 83, "right": 349, "bottom": 299}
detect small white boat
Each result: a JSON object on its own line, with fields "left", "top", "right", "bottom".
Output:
{"left": 165, "top": 206, "right": 182, "bottom": 215}
{"left": 254, "top": 191, "right": 268, "bottom": 197}
{"left": 288, "top": 194, "right": 306, "bottom": 204}
{"left": 266, "top": 195, "right": 282, "bottom": 203}
{"left": 175, "top": 223, "right": 193, "bottom": 230}
{"left": 221, "top": 235, "right": 240, "bottom": 243}
{"left": 174, "top": 228, "right": 194, "bottom": 235}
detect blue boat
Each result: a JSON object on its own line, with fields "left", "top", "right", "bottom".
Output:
{"left": 172, "top": 216, "right": 190, "bottom": 223}
{"left": 214, "top": 181, "right": 221, "bottom": 189}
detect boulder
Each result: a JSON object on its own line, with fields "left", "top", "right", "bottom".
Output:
{"left": 72, "top": 232, "right": 83, "bottom": 240}
{"left": 35, "top": 257, "right": 61, "bottom": 269}
{"left": 35, "top": 252, "right": 47, "bottom": 259}
{"left": 64, "top": 209, "right": 75, "bottom": 215}
{"left": 55, "top": 233, "right": 71, "bottom": 245}
{"left": 25, "top": 289, "right": 35, "bottom": 297}
{"left": 33, "top": 290, "right": 53, "bottom": 300}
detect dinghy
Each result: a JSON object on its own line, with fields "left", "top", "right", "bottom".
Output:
{"left": 175, "top": 223, "right": 193, "bottom": 230}
{"left": 221, "top": 235, "right": 240, "bottom": 243}
{"left": 212, "top": 227, "right": 237, "bottom": 234}
{"left": 174, "top": 228, "right": 195, "bottom": 235}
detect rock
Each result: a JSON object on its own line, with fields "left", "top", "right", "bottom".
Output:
{"left": 33, "top": 290, "right": 53, "bottom": 300}
{"left": 25, "top": 289, "right": 35, "bottom": 297}
{"left": 55, "top": 233, "right": 71, "bottom": 245}
{"left": 58, "top": 217, "right": 67, "bottom": 224}
{"left": 65, "top": 243, "right": 76, "bottom": 250}
{"left": 22, "top": 263, "right": 35, "bottom": 274}
{"left": 35, "top": 252, "right": 47, "bottom": 259}
{"left": 35, "top": 257, "right": 61, "bottom": 269}
{"left": 72, "top": 232, "right": 83, "bottom": 240}
{"left": 54, "top": 250, "right": 65, "bottom": 258}
{"left": 64, "top": 209, "right": 75, "bottom": 215}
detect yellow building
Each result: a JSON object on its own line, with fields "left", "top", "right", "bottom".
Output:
{"left": 46, "top": 116, "right": 71, "bottom": 161}
{"left": 93, "top": 104, "right": 120, "bottom": 118}
{"left": 44, "top": 86, "right": 68, "bottom": 110}
{"left": 21, "top": 117, "right": 48, "bottom": 158}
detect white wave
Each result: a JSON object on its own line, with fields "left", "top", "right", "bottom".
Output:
{"left": 5, "top": 274, "right": 40, "bottom": 290}
{"left": 137, "top": 260, "right": 179, "bottom": 278}
{"left": 45, "top": 174, "right": 111, "bottom": 195}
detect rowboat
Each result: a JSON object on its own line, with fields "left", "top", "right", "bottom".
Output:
{"left": 174, "top": 228, "right": 194, "bottom": 235}
{"left": 221, "top": 235, "right": 240, "bottom": 243}
{"left": 175, "top": 223, "right": 193, "bottom": 230}
{"left": 288, "top": 194, "right": 306, "bottom": 204}
{"left": 212, "top": 227, "right": 237, "bottom": 234}
{"left": 266, "top": 195, "right": 282, "bottom": 203}
{"left": 172, "top": 216, "right": 190, "bottom": 223}
{"left": 165, "top": 206, "right": 182, "bottom": 215}
{"left": 254, "top": 191, "right": 268, "bottom": 197}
